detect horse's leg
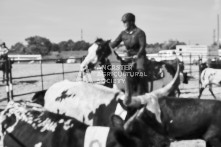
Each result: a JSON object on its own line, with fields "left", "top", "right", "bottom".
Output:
{"left": 136, "top": 69, "right": 148, "bottom": 95}
{"left": 124, "top": 70, "right": 133, "bottom": 105}
{"left": 102, "top": 61, "right": 113, "bottom": 88}
{"left": 136, "top": 77, "right": 143, "bottom": 94}
{"left": 209, "top": 85, "right": 216, "bottom": 99}
{"left": 150, "top": 79, "right": 153, "bottom": 92}
{"left": 137, "top": 57, "right": 149, "bottom": 94}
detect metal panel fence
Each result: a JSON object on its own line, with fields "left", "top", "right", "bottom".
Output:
{"left": 0, "top": 57, "right": 86, "bottom": 102}
{"left": 1, "top": 54, "right": 220, "bottom": 103}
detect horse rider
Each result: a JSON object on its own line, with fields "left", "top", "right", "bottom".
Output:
{"left": 0, "top": 40, "right": 9, "bottom": 57}
{"left": 110, "top": 13, "right": 148, "bottom": 105}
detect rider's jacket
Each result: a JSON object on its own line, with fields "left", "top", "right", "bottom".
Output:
{"left": 0, "top": 45, "right": 8, "bottom": 56}
{"left": 110, "top": 26, "right": 146, "bottom": 57}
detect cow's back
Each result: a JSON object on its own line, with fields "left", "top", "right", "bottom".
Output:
{"left": 1, "top": 101, "right": 87, "bottom": 147}
{"left": 44, "top": 80, "right": 122, "bottom": 126}
{"left": 159, "top": 98, "right": 221, "bottom": 139}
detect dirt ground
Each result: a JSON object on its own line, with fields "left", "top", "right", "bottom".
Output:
{"left": 0, "top": 63, "right": 220, "bottom": 147}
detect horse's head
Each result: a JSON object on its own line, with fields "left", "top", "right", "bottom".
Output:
{"left": 80, "top": 38, "right": 111, "bottom": 72}
{"left": 200, "top": 62, "right": 208, "bottom": 72}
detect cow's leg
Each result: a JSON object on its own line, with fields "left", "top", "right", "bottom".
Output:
{"left": 176, "top": 88, "right": 181, "bottom": 98}
{"left": 203, "top": 125, "right": 221, "bottom": 147}
{"left": 206, "top": 138, "right": 221, "bottom": 147}
{"left": 2, "top": 71, "right": 5, "bottom": 83}
{"left": 209, "top": 85, "right": 216, "bottom": 99}
{"left": 198, "top": 87, "right": 205, "bottom": 99}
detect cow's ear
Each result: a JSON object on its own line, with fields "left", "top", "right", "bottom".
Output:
{"left": 110, "top": 115, "right": 124, "bottom": 128}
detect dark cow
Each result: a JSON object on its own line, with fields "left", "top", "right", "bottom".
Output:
{"left": 199, "top": 62, "right": 208, "bottom": 74}
{"left": 0, "top": 101, "right": 170, "bottom": 147}
{"left": 32, "top": 90, "right": 47, "bottom": 106}
{"left": 162, "top": 59, "right": 188, "bottom": 84}
{"left": 129, "top": 97, "right": 221, "bottom": 147}
{"left": 208, "top": 59, "right": 221, "bottom": 69}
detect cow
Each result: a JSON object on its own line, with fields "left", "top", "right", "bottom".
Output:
{"left": 198, "top": 68, "right": 221, "bottom": 99}
{"left": 124, "top": 97, "right": 221, "bottom": 147}
{"left": 33, "top": 60, "right": 180, "bottom": 127}
{"left": 0, "top": 101, "right": 170, "bottom": 147}
{"left": 162, "top": 59, "right": 188, "bottom": 84}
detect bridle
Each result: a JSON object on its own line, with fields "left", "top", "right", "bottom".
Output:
{"left": 95, "top": 41, "right": 112, "bottom": 66}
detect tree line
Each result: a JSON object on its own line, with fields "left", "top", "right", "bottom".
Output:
{"left": 9, "top": 35, "right": 186, "bottom": 55}
{"left": 9, "top": 36, "right": 91, "bottom": 55}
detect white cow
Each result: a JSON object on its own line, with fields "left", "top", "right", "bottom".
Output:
{"left": 199, "top": 68, "right": 221, "bottom": 99}
{"left": 45, "top": 80, "right": 125, "bottom": 126}
{"left": 43, "top": 56, "right": 180, "bottom": 126}
{"left": 44, "top": 67, "right": 179, "bottom": 126}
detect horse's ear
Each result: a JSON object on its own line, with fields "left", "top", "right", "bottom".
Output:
{"left": 95, "top": 38, "right": 103, "bottom": 45}
{"left": 106, "top": 40, "right": 111, "bottom": 45}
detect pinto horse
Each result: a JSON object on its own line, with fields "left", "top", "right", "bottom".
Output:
{"left": 80, "top": 38, "right": 180, "bottom": 97}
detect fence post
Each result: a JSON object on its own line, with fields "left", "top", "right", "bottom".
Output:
{"left": 62, "top": 61, "right": 65, "bottom": 80}
{"left": 40, "top": 59, "right": 44, "bottom": 90}
{"left": 80, "top": 57, "right": 84, "bottom": 81}
{"left": 5, "top": 56, "right": 10, "bottom": 101}
{"left": 8, "top": 58, "right": 13, "bottom": 100}
{"left": 198, "top": 56, "right": 202, "bottom": 94}
{"left": 189, "top": 54, "right": 192, "bottom": 76}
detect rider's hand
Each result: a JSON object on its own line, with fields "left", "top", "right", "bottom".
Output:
{"left": 133, "top": 55, "right": 138, "bottom": 59}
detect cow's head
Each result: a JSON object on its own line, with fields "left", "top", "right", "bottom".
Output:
{"left": 80, "top": 38, "right": 111, "bottom": 72}
{"left": 200, "top": 62, "right": 208, "bottom": 73}
{"left": 121, "top": 109, "right": 170, "bottom": 147}
{"left": 108, "top": 114, "right": 169, "bottom": 147}
{"left": 31, "top": 90, "right": 47, "bottom": 106}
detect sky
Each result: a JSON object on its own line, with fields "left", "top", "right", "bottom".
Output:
{"left": 0, "top": 0, "right": 220, "bottom": 47}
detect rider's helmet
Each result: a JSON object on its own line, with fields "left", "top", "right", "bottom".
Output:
{"left": 121, "top": 13, "right": 135, "bottom": 22}
{"left": 0, "top": 40, "right": 6, "bottom": 48}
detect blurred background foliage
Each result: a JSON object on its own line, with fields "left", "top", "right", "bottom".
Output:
{"left": 9, "top": 35, "right": 188, "bottom": 57}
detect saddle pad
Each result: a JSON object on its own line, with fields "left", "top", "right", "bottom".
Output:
{"left": 84, "top": 127, "right": 110, "bottom": 147}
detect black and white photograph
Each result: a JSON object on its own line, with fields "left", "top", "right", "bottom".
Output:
{"left": 0, "top": 0, "right": 221, "bottom": 146}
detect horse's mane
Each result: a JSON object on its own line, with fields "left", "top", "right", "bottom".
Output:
{"left": 95, "top": 38, "right": 104, "bottom": 44}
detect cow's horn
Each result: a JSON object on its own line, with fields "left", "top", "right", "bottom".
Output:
{"left": 144, "top": 61, "right": 180, "bottom": 99}
{"left": 127, "top": 61, "right": 180, "bottom": 108}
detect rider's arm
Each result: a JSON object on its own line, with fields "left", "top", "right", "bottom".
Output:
{"left": 137, "top": 31, "right": 146, "bottom": 58}
{"left": 110, "top": 32, "right": 123, "bottom": 49}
